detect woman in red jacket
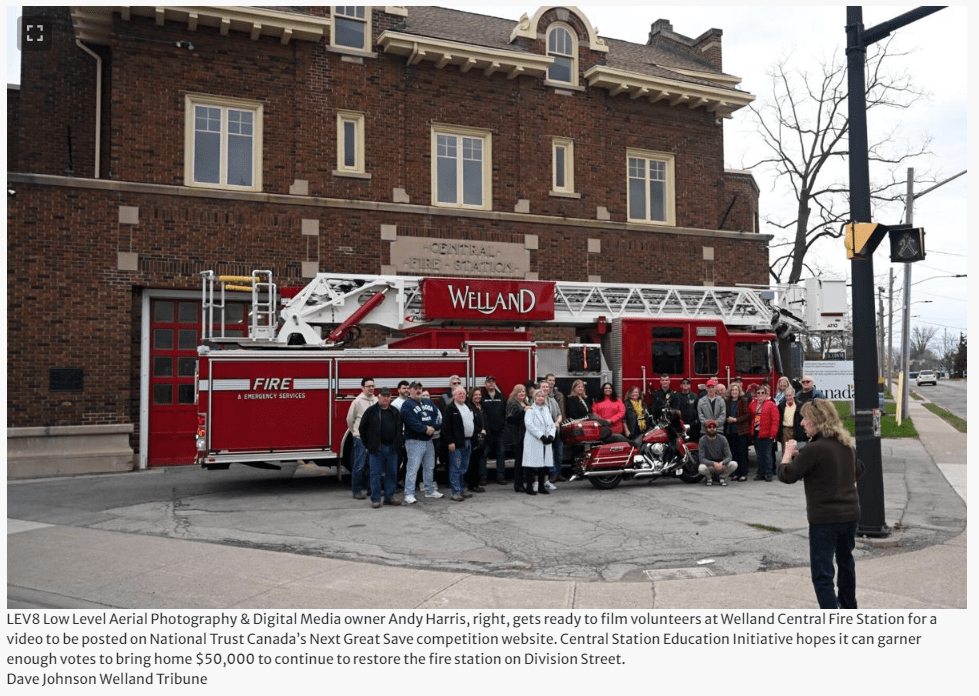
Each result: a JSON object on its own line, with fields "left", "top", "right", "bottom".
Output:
{"left": 752, "top": 385, "right": 780, "bottom": 481}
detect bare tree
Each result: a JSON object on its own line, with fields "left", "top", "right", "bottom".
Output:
{"left": 909, "top": 325, "right": 939, "bottom": 364}
{"left": 937, "top": 329, "right": 959, "bottom": 373}
{"left": 746, "top": 39, "right": 931, "bottom": 284}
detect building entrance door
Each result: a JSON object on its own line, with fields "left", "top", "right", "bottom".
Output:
{"left": 147, "top": 299, "right": 246, "bottom": 465}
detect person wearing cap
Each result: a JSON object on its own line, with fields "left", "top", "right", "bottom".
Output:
{"left": 480, "top": 375, "right": 507, "bottom": 485}
{"left": 358, "top": 387, "right": 403, "bottom": 508}
{"left": 345, "top": 377, "right": 377, "bottom": 500}
{"left": 400, "top": 382, "right": 442, "bottom": 504}
{"left": 677, "top": 377, "right": 701, "bottom": 440}
{"left": 697, "top": 420, "right": 736, "bottom": 486}
{"left": 697, "top": 380, "right": 726, "bottom": 429}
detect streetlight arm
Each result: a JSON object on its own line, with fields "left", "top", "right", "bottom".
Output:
{"left": 914, "top": 169, "right": 967, "bottom": 200}
{"left": 863, "top": 7, "right": 946, "bottom": 45}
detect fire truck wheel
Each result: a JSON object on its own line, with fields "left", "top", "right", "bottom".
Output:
{"left": 588, "top": 474, "right": 622, "bottom": 490}
{"left": 679, "top": 451, "right": 704, "bottom": 484}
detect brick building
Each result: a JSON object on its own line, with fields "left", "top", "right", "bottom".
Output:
{"left": 7, "top": 6, "right": 764, "bottom": 476}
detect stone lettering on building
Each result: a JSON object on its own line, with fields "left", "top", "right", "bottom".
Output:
{"left": 390, "top": 237, "right": 529, "bottom": 278}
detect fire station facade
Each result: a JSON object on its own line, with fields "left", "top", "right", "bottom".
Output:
{"left": 7, "top": 6, "right": 764, "bottom": 476}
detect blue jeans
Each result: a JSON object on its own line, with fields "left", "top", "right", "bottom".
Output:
{"left": 484, "top": 431, "right": 506, "bottom": 480}
{"left": 351, "top": 437, "right": 368, "bottom": 494}
{"left": 368, "top": 443, "right": 399, "bottom": 503}
{"left": 405, "top": 439, "right": 436, "bottom": 496}
{"left": 755, "top": 437, "right": 774, "bottom": 478}
{"left": 448, "top": 441, "right": 472, "bottom": 495}
{"left": 809, "top": 521, "right": 858, "bottom": 609}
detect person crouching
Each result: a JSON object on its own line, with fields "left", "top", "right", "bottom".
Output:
{"left": 697, "top": 420, "right": 737, "bottom": 486}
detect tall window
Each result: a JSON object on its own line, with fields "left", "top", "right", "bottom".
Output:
{"left": 336, "top": 110, "right": 365, "bottom": 174}
{"left": 546, "top": 24, "right": 577, "bottom": 85}
{"left": 333, "top": 6, "right": 368, "bottom": 51}
{"left": 552, "top": 137, "right": 575, "bottom": 194}
{"left": 185, "top": 94, "right": 263, "bottom": 191}
{"left": 432, "top": 125, "right": 492, "bottom": 210}
{"left": 627, "top": 149, "right": 675, "bottom": 225}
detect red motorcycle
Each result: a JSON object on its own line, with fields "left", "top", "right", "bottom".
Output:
{"left": 561, "top": 414, "right": 703, "bottom": 489}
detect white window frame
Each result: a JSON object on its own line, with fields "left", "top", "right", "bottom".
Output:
{"left": 431, "top": 124, "right": 492, "bottom": 211}
{"left": 551, "top": 137, "right": 575, "bottom": 195}
{"left": 336, "top": 110, "right": 366, "bottom": 175}
{"left": 627, "top": 149, "right": 676, "bottom": 226}
{"left": 184, "top": 94, "right": 263, "bottom": 192}
{"left": 546, "top": 23, "right": 578, "bottom": 86}
{"left": 331, "top": 6, "right": 370, "bottom": 52}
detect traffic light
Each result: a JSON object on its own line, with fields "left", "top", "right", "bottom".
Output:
{"left": 888, "top": 225, "right": 926, "bottom": 263}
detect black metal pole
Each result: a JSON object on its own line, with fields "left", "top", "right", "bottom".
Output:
{"left": 845, "top": 5, "right": 944, "bottom": 537}
{"left": 846, "top": 6, "right": 888, "bottom": 537}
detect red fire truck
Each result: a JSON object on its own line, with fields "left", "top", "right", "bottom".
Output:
{"left": 195, "top": 271, "right": 812, "bottom": 471}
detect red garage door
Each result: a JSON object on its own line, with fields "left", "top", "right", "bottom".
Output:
{"left": 148, "top": 299, "right": 246, "bottom": 466}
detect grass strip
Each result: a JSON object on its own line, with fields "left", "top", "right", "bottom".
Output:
{"left": 921, "top": 403, "right": 967, "bottom": 433}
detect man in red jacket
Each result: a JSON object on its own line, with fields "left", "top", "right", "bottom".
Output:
{"left": 752, "top": 385, "right": 780, "bottom": 481}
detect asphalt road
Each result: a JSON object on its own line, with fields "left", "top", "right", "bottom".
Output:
{"left": 910, "top": 377, "right": 966, "bottom": 420}
{"left": 7, "top": 433, "right": 965, "bottom": 588}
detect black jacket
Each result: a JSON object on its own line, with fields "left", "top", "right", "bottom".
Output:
{"left": 358, "top": 404, "right": 403, "bottom": 454}
{"left": 480, "top": 388, "right": 506, "bottom": 433}
{"left": 441, "top": 400, "right": 476, "bottom": 450}
{"left": 778, "top": 400, "right": 806, "bottom": 441}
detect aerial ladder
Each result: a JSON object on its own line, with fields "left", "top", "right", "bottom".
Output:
{"left": 200, "top": 271, "right": 825, "bottom": 348}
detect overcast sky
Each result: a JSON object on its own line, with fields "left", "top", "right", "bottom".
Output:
{"left": 6, "top": 5, "right": 970, "bottom": 351}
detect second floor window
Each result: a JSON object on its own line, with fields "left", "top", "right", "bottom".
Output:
{"left": 185, "top": 94, "right": 263, "bottom": 191}
{"left": 333, "top": 7, "right": 368, "bottom": 50}
{"left": 432, "top": 125, "right": 492, "bottom": 210}
{"left": 627, "top": 149, "right": 675, "bottom": 225}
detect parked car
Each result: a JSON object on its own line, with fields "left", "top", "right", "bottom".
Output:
{"left": 916, "top": 370, "right": 937, "bottom": 386}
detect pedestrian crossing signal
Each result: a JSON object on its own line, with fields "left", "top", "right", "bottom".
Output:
{"left": 888, "top": 226, "right": 926, "bottom": 263}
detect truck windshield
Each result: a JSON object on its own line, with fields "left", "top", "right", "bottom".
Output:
{"left": 735, "top": 341, "right": 771, "bottom": 376}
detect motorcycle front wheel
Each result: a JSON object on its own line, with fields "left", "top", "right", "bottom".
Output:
{"left": 588, "top": 473, "right": 622, "bottom": 489}
{"left": 678, "top": 450, "right": 704, "bottom": 484}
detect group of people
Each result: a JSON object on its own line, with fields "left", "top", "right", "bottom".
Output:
{"left": 346, "top": 373, "right": 572, "bottom": 507}
{"left": 347, "top": 370, "right": 862, "bottom": 609}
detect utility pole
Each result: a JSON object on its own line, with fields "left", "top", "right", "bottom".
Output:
{"left": 887, "top": 269, "right": 894, "bottom": 394}
{"left": 899, "top": 166, "right": 966, "bottom": 419}
{"left": 846, "top": 6, "right": 943, "bottom": 538}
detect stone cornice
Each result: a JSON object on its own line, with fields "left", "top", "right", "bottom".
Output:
{"left": 7, "top": 172, "right": 771, "bottom": 242}
{"left": 584, "top": 65, "right": 754, "bottom": 118}
{"left": 70, "top": 6, "right": 332, "bottom": 46}
{"left": 378, "top": 31, "right": 552, "bottom": 78}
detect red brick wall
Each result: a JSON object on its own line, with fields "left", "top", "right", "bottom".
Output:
{"left": 8, "top": 7, "right": 768, "bottom": 436}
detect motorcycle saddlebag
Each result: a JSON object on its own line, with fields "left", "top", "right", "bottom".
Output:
{"left": 581, "top": 442, "right": 636, "bottom": 471}
{"left": 561, "top": 418, "right": 604, "bottom": 445}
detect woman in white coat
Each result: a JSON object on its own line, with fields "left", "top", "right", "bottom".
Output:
{"left": 523, "top": 388, "right": 557, "bottom": 495}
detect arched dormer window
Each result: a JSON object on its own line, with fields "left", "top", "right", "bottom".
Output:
{"left": 546, "top": 24, "right": 577, "bottom": 85}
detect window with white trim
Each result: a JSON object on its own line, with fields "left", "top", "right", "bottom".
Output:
{"left": 552, "top": 137, "right": 575, "bottom": 194}
{"left": 546, "top": 24, "right": 577, "bottom": 85}
{"left": 332, "top": 7, "right": 369, "bottom": 51}
{"left": 336, "top": 110, "right": 366, "bottom": 174}
{"left": 185, "top": 94, "right": 263, "bottom": 191}
{"left": 627, "top": 149, "right": 676, "bottom": 225}
{"left": 432, "top": 125, "right": 492, "bottom": 210}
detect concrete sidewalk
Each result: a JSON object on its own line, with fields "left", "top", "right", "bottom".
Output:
{"left": 7, "top": 399, "right": 966, "bottom": 610}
